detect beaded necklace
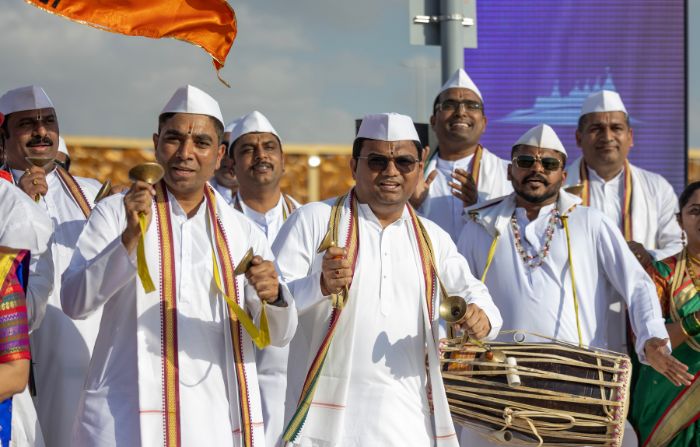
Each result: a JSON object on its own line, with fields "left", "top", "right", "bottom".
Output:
{"left": 511, "top": 207, "right": 560, "bottom": 268}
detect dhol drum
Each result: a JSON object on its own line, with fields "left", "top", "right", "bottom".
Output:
{"left": 440, "top": 333, "right": 632, "bottom": 446}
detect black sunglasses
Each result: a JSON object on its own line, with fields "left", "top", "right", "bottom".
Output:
{"left": 512, "top": 154, "right": 562, "bottom": 171}
{"left": 357, "top": 154, "right": 419, "bottom": 174}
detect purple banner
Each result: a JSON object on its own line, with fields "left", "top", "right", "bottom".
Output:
{"left": 465, "top": 0, "right": 686, "bottom": 193}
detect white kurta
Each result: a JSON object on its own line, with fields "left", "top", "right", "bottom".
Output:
{"left": 10, "top": 168, "right": 101, "bottom": 447}
{"left": 0, "top": 180, "right": 53, "bottom": 447}
{"left": 61, "top": 188, "right": 297, "bottom": 447}
{"left": 565, "top": 158, "right": 682, "bottom": 354}
{"left": 419, "top": 147, "right": 513, "bottom": 242}
{"left": 457, "top": 191, "right": 668, "bottom": 358}
{"left": 273, "top": 198, "right": 502, "bottom": 447}
{"left": 209, "top": 178, "right": 235, "bottom": 205}
{"left": 236, "top": 193, "right": 301, "bottom": 447}
{"left": 565, "top": 158, "right": 682, "bottom": 261}
{"left": 457, "top": 191, "right": 658, "bottom": 447}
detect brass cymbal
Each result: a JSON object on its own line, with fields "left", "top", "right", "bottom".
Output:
{"left": 564, "top": 183, "right": 584, "bottom": 198}
{"left": 128, "top": 162, "right": 164, "bottom": 185}
{"left": 316, "top": 230, "right": 335, "bottom": 253}
{"left": 439, "top": 295, "right": 467, "bottom": 323}
{"left": 233, "top": 247, "right": 255, "bottom": 276}
{"left": 94, "top": 179, "right": 112, "bottom": 202}
{"left": 25, "top": 156, "right": 55, "bottom": 169}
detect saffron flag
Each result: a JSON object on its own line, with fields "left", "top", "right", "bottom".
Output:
{"left": 25, "top": 0, "right": 236, "bottom": 80}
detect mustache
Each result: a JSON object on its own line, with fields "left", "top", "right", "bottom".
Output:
{"left": 251, "top": 161, "right": 273, "bottom": 170}
{"left": 27, "top": 136, "right": 54, "bottom": 147}
{"left": 523, "top": 174, "right": 549, "bottom": 185}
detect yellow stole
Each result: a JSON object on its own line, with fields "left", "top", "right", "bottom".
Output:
{"left": 579, "top": 159, "right": 633, "bottom": 240}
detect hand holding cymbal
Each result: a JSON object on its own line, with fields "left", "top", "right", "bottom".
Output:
{"left": 21, "top": 157, "right": 53, "bottom": 201}
{"left": 123, "top": 163, "right": 163, "bottom": 293}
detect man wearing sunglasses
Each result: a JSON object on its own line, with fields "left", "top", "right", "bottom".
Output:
{"left": 273, "top": 113, "right": 501, "bottom": 447}
{"left": 410, "top": 68, "right": 512, "bottom": 242}
{"left": 456, "top": 123, "right": 691, "bottom": 447}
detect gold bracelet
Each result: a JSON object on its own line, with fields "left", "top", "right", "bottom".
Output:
{"left": 679, "top": 319, "right": 691, "bottom": 338}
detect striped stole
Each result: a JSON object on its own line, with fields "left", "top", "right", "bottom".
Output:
{"left": 54, "top": 166, "right": 92, "bottom": 218}
{"left": 147, "top": 182, "right": 254, "bottom": 447}
{"left": 283, "top": 190, "right": 439, "bottom": 442}
{"left": 579, "top": 159, "right": 633, "bottom": 240}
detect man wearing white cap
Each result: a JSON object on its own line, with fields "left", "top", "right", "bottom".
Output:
{"left": 230, "top": 111, "right": 300, "bottom": 242}
{"left": 566, "top": 90, "right": 682, "bottom": 356}
{"left": 273, "top": 112, "right": 501, "bottom": 446}
{"left": 567, "top": 90, "right": 682, "bottom": 264}
{"left": 456, "top": 124, "right": 691, "bottom": 446}
{"left": 61, "top": 85, "right": 297, "bottom": 446}
{"left": 227, "top": 110, "right": 300, "bottom": 447}
{"left": 410, "top": 68, "right": 512, "bottom": 242}
{"left": 208, "top": 118, "right": 240, "bottom": 205}
{"left": 0, "top": 110, "right": 53, "bottom": 447}
{"left": 0, "top": 85, "right": 103, "bottom": 447}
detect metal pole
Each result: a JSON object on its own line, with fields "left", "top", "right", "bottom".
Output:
{"left": 440, "top": 0, "right": 464, "bottom": 83}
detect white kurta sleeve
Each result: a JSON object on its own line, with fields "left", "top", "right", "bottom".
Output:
{"left": 649, "top": 179, "right": 682, "bottom": 261}
{"left": 595, "top": 212, "right": 669, "bottom": 362}
{"left": 0, "top": 183, "right": 55, "bottom": 331}
{"left": 272, "top": 206, "right": 328, "bottom": 312}
{"left": 244, "top": 225, "right": 297, "bottom": 348}
{"left": 432, "top": 220, "right": 503, "bottom": 340}
{"left": 60, "top": 196, "right": 138, "bottom": 320}
{"left": 26, "top": 242, "right": 54, "bottom": 331}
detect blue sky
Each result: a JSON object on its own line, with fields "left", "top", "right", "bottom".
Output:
{"left": 2, "top": 1, "right": 697, "bottom": 147}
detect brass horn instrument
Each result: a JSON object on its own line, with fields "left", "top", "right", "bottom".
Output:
{"left": 439, "top": 295, "right": 468, "bottom": 324}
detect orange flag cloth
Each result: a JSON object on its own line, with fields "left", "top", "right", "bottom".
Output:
{"left": 25, "top": 0, "right": 236, "bottom": 81}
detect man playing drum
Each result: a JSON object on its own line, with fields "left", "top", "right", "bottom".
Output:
{"left": 456, "top": 124, "right": 693, "bottom": 446}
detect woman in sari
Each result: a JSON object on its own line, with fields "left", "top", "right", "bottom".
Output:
{"left": 631, "top": 181, "right": 700, "bottom": 446}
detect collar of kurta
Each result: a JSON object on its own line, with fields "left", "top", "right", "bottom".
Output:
{"left": 468, "top": 190, "right": 582, "bottom": 238}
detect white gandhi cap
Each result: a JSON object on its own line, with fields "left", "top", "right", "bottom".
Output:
{"left": 356, "top": 113, "right": 420, "bottom": 143}
{"left": 230, "top": 111, "right": 280, "bottom": 144}
{"left": 513, "top": 124, "right": 567, "bottom": 156}
{"left": 436, "top": 68, "right": 483, "bottom": 102}
{"left": 580, "top": 90, "right": 628, "bottom": 117}
{"left": 160, "top": 85, "right": 224, "bottom": 126}
{"left": 0, "top": 85, "right": 55, "bottom": 115}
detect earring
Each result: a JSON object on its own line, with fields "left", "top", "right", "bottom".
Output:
{"left": 682, "top": 230, "right": 687, "bottom": 247}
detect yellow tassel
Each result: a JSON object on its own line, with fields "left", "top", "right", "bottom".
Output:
{"left": 212, "top": 251, "right": 270, "bottom": 349}
{"left": 136, "top": 214, "right": 155, "bottom": 293}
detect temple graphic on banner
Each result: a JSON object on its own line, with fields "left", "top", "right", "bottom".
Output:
{"left": 497, "top": 68, "right": 638, "bottom": 126}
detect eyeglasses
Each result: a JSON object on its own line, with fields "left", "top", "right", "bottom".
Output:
{"left": 436, "top": 100, "right": 483, "bottom": 113}
{"left": 512, "top": 154, "right": 563, "bottom": 171}
{"left": 357, "top": 154, "right": 419, "bottom": 174}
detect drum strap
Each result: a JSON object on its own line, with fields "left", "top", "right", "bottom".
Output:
{"left": 480, "top": 235, "right": 500, "bottom": 282}
{"left": 561, "top": 215, "right": 584, "bottom": 347}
